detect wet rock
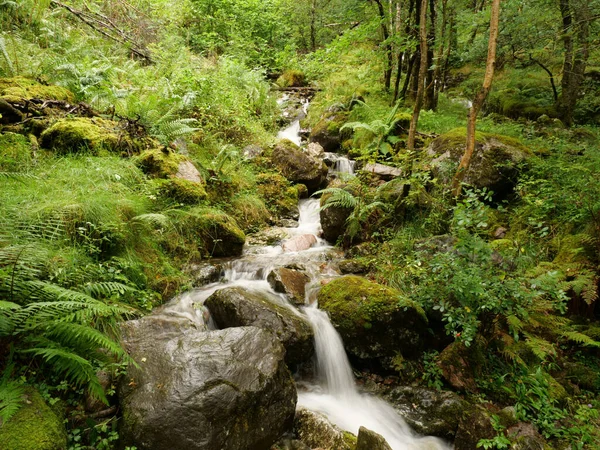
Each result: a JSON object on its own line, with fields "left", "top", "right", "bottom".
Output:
{"left": 248, "top": 228, "right": 290, "bottom": 246}
{"left": 205, "top": 287, "right": 314, "bottom": 366}
{"left": 309, "top": 110, "right": 349, "bottom": 152}
{"left": 437, "top": 342, "right": 479, "bottom": 393}
{"left": 362, "top": 163, "right": 403, "bottom": 180}
{"left": 356, "top": 427, "right": 392, "bottom": 450}
{"left": 270, "top": 438, "right": 311, "bottom": 450}
{"left": 454, "top": 405, "right": 495, "bottom": 450}
{"left": 318, "top": 275, "right": 428, "bottom": 370}
{"left": 338, "top": 259, "right": 368, "bottom": 274}
{"left": 293, "top": 407, "right": 354, "bottom": 450}
{"left": 427, "top": 128, "right": 531, "bottom": 198}
{"left": 283, "top": 234, "right": 317, "bottom": 252}
{"left": 187, "top": 262, "right": 224, "bottom": 286}
{"left": 377, "top": 386, "right": 468, "bottom": 439}
{"left": 119, "top": 315, "right": 296, "bottom": 450}
{"left": 0, "top": 387, "right": 67, "bottom": 450}
{"left": 272, "top": 139, "right": 328, "bottom": 193}
{"left": 268, "top": 268, "right": 310, "bottom": 305}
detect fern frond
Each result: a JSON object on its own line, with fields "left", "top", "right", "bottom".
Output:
{"left": 131, "top": 213, "right": 170, "bottom": 228}
{"left": 561, "top": 330, "right": 600, "bottom": 348}
{"left": 82, "top": 281, "right": 134, "bottom": 299}
{"left": 20, "top": 345, "right": 107, "bottom": 404}
{"left": 0, "top": 381, "right": 24, "bottom": 424}
{"left": 315, "top": 188, "right": 358, "bottom": 210}
{"left": 523, "top": 334, "right": 556, "bottom": 361}
{"left": 42, "top": 322, "right": 126, "bottom": 360}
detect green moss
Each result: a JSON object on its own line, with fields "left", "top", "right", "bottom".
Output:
{"left": 342, "top": 431, "right": 357, "bottom": 449}
{"left": 0, "top": 77, "right": 74, "bottom": 102}
{"left": 311, "top": 112, "right": 350, "bottom": 139}
{"left": 40, "top": 118, "right": 126, "bottom": 154}
{"left": 180, "top": 207, "right": 246, "bottom": 257}
{"left": 158, "top": 178, "right": 207, "bottom": 204}
{"left": 276, "top": 70, "right": 306, "bottom": 88}
{"left": 0, "top": 388, "right": 67, "bottom": 450}
{"left": 319, "top": 275, "right": 426, "bottom": 330}
{"left": 0, "top": 132, "right": 32, "bottom": 170}
{"left": 135, "top": 148, "right": 187, "bottom": 178}
{"left": 256, "top": 172, "right": 299, "bottom": 219}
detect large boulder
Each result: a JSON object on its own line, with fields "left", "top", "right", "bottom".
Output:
{"left": 181, "top": 208, "right": 246, "bottom": 257}
{"left": 356, "top": 427, "right": 392, "bottom": 450}
{"left": 0, "top": 387, "right": 67, "bottom": 450}
{"left": 318, "top": 276, "right": 428, "bottom": 370}
{"left": 454, "top": 405, "right": 495, "bottom": 450}
{"left": 268, "top": 268, "right": 310, "bottom": 305}
{"left": 362, "top": 163, "right": 403, "bottom": 181}
{"left": 437, "top": 342, "right": 480, "bottom": 393}
{"left": 293, "top": 407, "right": 355, "bottom": 450}
{"left": 377, "top": 386, "right": 468, "bottom": 440}
{"left": 40, "top": 117, "right": 143, "bottom": 155}
{"left": 205, "top": 287, "right": 314, "bottom": 366}
{"left": 0, "top": 76, "right": 74, "bottom": 102}
{"left": 319, "top": 183, "right": 353, "bottom": 244}
{"left": 119, "top": 315, "right": 296, "bottom": 450}
{"left": 282, "top": 234, "right": 317, "bottom": 252}
{"left": 426, "top": 128, "right": 531, "bottom": 197}
{"left": 309, "top": 110, "right": 350, "bottom": 152}
{"left": 272, "top": 139, "right": 328, "bottom": 193}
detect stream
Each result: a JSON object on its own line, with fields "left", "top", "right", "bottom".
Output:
{"left": 163, "top": 93, "right": 451, "bottom": 449}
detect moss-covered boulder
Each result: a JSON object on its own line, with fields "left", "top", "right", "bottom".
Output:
{"left": 135, "top": 147, "right": 187, "bottom": 177}
{"left": 157, "top": 178, "right": 207, "bottom": 204}
{"left": 277, "top": 70, "right": 306, "bottom": 88}
{"left": 293, "top": 407, "right": 355, "bottom": 450}
{"left": 256, "top": 172, "right": 300, "bottom": 221}
{"left": 272, "top": 139, "right": 328, "bottom": 193}
{"left": 0, "top": 132, "right": 32, "bottom": 170}
{"left": 40, "top": 117, "right": 142, "bottom": 155}
{"left": 0, "top": 77, "right": 74, "bottom": 102}
{"left": 0, "top": 98, "right": 23, "bottom": 124}
{"left": 309, "top": 110, "right": 350, "bottom": 152}
{"left": 205, "top": 287, "right": 314, "bottom": 367}
{"left": 319, "top": 181, "right": 354, "bottom": 244}
{"left": 0, "top": 387, "right": 67, "bottom": 450}
{"left": 182, "top": 208, "right": 246, "bottom": 257}
{"left": 426, "top": 128, "right": 532, "bottom": 198}
{"left": 318, "top": 276, "right": 428, "bottom": 370}
{"left": 437, "top": 342, "right": 480, "bottom": 393}
{"left": 454, "top": 405, "right": 495, "bottom": 450}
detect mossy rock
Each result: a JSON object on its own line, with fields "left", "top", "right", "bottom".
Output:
{"left": 0, "top": 132, "right": 32, "bottom": 170}
{"left": 135, "top": 147, "right": 188, "bottom": 178}
{"left": 0, "top": 77, "right": 74, "bottom": 102}
{"left": 184, "top": 208, "right": 246, "bottom": 257}
{"left": 391, "top": 112, "right": 412, "bottom": 136}
{"left": 0, "top": 387, "right": 67, "bottom": 450}
{"left": 318, "top": 275, "right": 428, "bottom": 370}
{"left": 426, "top": 128, "right": 532, "bottom": 198}
{"left": 277, "top": 70, "right": 306, "bottom": 88}
{"left": 40, "top": 117, "right": 139, "bottom": 155}
{"left": 256, "top": 171, "right": 299, "bottom": 220}
{"left": 157, "top": 178, "right": 207, "bottom": 204}
{"left": 309, "top": 111, "right": 350, "bottom": 152}
{"left": 271, "top": 139, "right": 328, "bottom": 193}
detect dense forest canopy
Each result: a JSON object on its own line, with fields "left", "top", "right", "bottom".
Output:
{"left": 1, "top": 0, "right": 600, "bottom": 449}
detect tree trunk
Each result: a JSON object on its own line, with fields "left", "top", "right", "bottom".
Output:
{"left": 400, "top": 52, "right": 417, "bottom": 99}
{"left": 424, "top": 0, "right": 436, "bottom": 110}
{"left": 407, "top": 0, "right": 428, "bottom": 152}
{"left": 310, "top": 0, "right": 317, "bottom": 51}
{"left": 452, "top": 0, "right": 501, "bottom": 197}
{"left": 431, "top": 0, "right": 448, "bottom": 109}
{"left": 373, "top": 0, "right": 393, "bottom": 91}
{"left": 555, "top": 0, "right": 590, "bottom": 126}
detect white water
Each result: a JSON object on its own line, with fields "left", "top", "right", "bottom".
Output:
{"left": 325, "top": 152, "right": 356, "bottom": 175}
{"left": 164, "top": 94, "right": 450, "bottom": 449}
{"left": 277, "top": 97, "right": 309, "bottom": 146}
{"left": 298, "top": 308, "right": 450, "bottom": 450}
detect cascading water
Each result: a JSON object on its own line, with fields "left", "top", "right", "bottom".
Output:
{"left": 162, "top": 93, "right": 450, "bottom": 449}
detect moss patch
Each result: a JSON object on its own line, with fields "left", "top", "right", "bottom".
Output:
{"left": 40, "top": 117, "right": 138, "bottom": 155}
{"left": 180, "top": 208, "right": 246, "bottom": 257}
{"left": 0, "top": 132, "right": 32, "bottom": 170}
{"left": 158, "top": 178, "right": 207, "bottom": 204}
{"left": 0, "top": 77, "right": 74, "bottom": 102}
{"left": 135, "top": 148, "right": 188, "bottom": 178}
{"left": 277, "top": 70, "right": 306, "bottom": 88}
{"left": 0, "top": 387, "right": 67, "bottom": 450}
{"left": 256, "top": 172, "right": 299, "bottom": 219}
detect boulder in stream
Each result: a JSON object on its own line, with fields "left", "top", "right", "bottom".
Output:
{"left": 119, "top": 315, "right": 296, "bottom": 450}
{"left": 293, "top": 407, "right": 355, "bottom": 450}
{"left": 205, "top": 287, "right": 314, "bottom": 366}
{"left": 356, "top": 427, "right": 393, "bottom": 450}
{"left": 309, "top": 110, "right": 350, "bottom": 152}
{"left": 271, "top": 139, "right": 328, "bottom": 193}
{"left": 282, "top": 234, "right": 317, "bottom": 252}
{"left": 318, "top": 275, "right": 428, "bottom": 370}
{"left": 268, "top": 268, "right": 310, "bottom": 305}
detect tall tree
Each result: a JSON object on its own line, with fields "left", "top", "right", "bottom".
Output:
{"left": 452, "top": 0, "right": 501, "bottom": 197}
{"left": 406, "top": 0, "right": 428, "bottom": 151}
{"left": 372, "top": 0, "right": 394, "bottom": 90}
{"left": 555, "top": 0, "right": 591, "bottom": 126}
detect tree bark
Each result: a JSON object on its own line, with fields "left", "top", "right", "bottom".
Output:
{"left": 407, "top": 0, "right": 428, "bottom": 152}
{"left": 424, "top": 0, "right": 436, "bottom": 110}
{"left": 452, "top": 0, "right": 501, "bottom": 197}
{"left": 555, "top": 0, "right": 590, "bottom": 126}
{"left": 372, "top": 0, "right": 394, "bottom": 91}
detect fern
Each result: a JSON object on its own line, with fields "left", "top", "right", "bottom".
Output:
{"left": 561, "top": 330, "right": 600, "bottom": 348}
{"left": 0, "top": 34, "right": 14, "bottom": 77}
{"left": 0, "top": 380, "right": 24, "bottom": 424}
{"left": 315, "top": 187, "right": 358, "bottom": 210}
